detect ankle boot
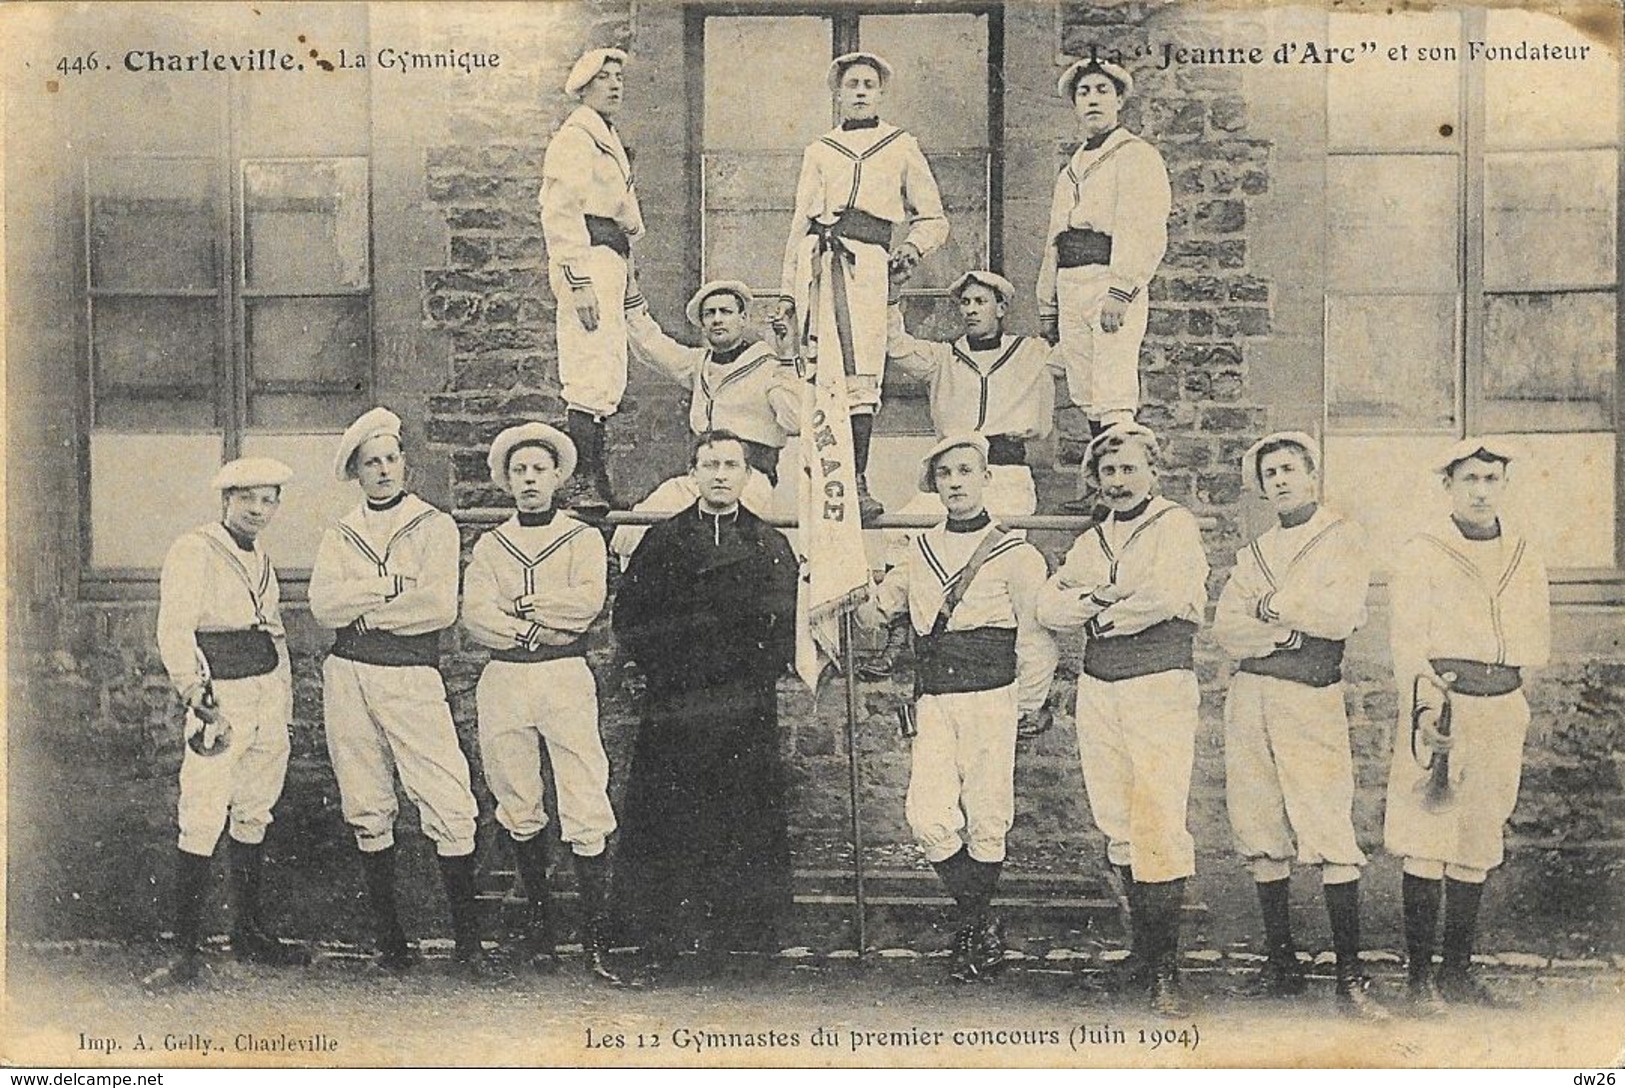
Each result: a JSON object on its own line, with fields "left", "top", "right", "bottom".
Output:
{"left": 1233, "top": 877, "right": 1305, "bottom": 998}
{"left": 361, "top": 846, "right": 417, "bottom": 971}
{"left": 510, "top": 833, "right": 559, "bottom": 972}
{"left": 1401, "top": 873, "right": 1447, "bottom": 1016}
{"left": 437, "top": 852, "right": 487, "bottom": 976}
{"left": 564, "top": 410, "right": 612, "bottom": 513}
{"left": 146, "top": 848, "right": 212, "bottom": 987}
{"left": 228, "top": 838, "right": 309, "bottom": 966}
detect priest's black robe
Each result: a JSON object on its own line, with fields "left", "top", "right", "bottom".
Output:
{"left": 610, "top": 502, "right": 799, "bottom": 954}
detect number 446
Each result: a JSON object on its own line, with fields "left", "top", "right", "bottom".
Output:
{"left": 56, "top": 52, "right": 100, "bottom": 76}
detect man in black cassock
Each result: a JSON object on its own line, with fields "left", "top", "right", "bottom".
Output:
{"left": 611, "top": 429, "right": 799, "bottom": 975}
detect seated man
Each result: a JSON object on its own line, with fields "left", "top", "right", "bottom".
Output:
{"left": 857, "top": 434, "right": 1057, "bottom": 983}
{"left": 612, "top": 279, "right": 798, "bottom": 564}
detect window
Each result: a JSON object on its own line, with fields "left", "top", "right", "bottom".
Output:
{"left": 1321, "top": 9, "right": 1621, "bottom": 570}
{"left": 79, "top": 5, "right": 371, "bottom": 576}
{"left": 692, "top": 4, "right": 1002, "bottom": 436}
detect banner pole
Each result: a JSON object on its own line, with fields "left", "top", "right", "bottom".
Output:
{"left": 841, "top": 609, "right": 868, "bottom": 961}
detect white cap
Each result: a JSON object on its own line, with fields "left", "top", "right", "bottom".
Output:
{"left": 948, "top": 270, "right": 1016, "bottom": 304}
{"left": 1083, "top": 422, "right": 1159, "bottom": 482}
{"left": 1057, "top": 57, "right": 1134, "bottom": 100}
{"left": 828, "top": 51, "right": 893, "bottom": 92}
{"left": 685, "top": 280, "right": 753, "bottom": 328}
{"left": 565, "top": 48, "right": 628, "bottom": 95}
{"left": 1432, "top": 435, "right": 1521, "bottom": 477}
{"left": 1241, "top": 431, "right": 1321, "bottom": 495}
{"left": 488, "top": 422, "right": 578, "bottom": 489}
{"left": 212, "top": 457, "right": 293, "bottom": 492}
{"left": 918, "top": 432, "right": 990, "bottom": 493}
{"left": 333, "top": 406, "right": 403, "bottom": 482}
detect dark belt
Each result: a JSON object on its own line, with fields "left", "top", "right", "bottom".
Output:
{"left": 986, "top": 435, "right": 1027, "bottom": 467}
{"left": 585, "top": 215, "right": 631, "bottom": 258}
{"left": 808, "top": 207, "right": 894, "bottom": 249}
{"left": 1240, "top": 635, "right": 1346, "bottom": 688}
{"left": 196, "top": 629, "right": 279, "bottom": 681}
{"left": 1430, "top": 657, "right": 1522, "bottom": 697}
{"left": 916, "top": 627, "right": 1018, "bottom": 696}
{"left": 492, "top": 641, "right": 587, "bottom": 665}
{"left": 1056, "top": 227, "right": 1113, "bottom": 268}
{"left": 1083, "top": 618, "right": 1197, "bottom": 682}
{"left": 331, "top": 625, "right": 441, "bottom": 668}
{"left": 741, "top": 439, "right": 781, "bottom": 487}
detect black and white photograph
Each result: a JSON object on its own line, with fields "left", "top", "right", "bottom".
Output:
{"left": 3, "top": 0, "right": 1622, "bottom": 1072}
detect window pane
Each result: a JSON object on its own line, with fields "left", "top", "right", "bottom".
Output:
{"left": 1485, "top": 9, "right": 1620, "bottom": 149}
{"left": 89, "top": 433, "right": 223, "bottom": 568}
{"left": 705, "top": 16, "right": 833, "bottom": 150}
{"left": 92, "top": 297, "right": 218, "bottom": 428}
{"left": 1327, "top": 156, "right": 1459, "bottom": 292}
{"left": 1326, "top": 294, "right": 1457, "bottom": 431}
{"left": 1328, "top": 11, "right": 1462, "bottom": 152}
{"left": 242, "top": 433, "right": 364, "bottom": 568}
{"left": 246, "top": 296, "right": 369, "bottom": 429}
{"left": 243, "top": 159, "right": 370, "bottom": 292}
{"left": 1482, "top": 291, "right": 1615, "bottom": 431}
{"left": 859, "top": 14, "right": 989, "bottom": 149}
{"left": 1484, "top": 150, "right": 1617, "bottom": 290}
{"left": 88, "top": 158, "right": 217, "bottom": 292}
{"left": 703, "top": 151, "right": 802, "bottom": 289}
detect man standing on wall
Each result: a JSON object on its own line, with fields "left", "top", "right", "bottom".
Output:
{"left": 611, "top": 430, "right": 800, "bottom": 978}
{"left": 857, "top": 434, "right": 1057, "bottom": 982}
{"left": 777, "top": 51, "right": 949, "bottom": 521}
{"left": 1212, "top": 432, "right": 1387, "bottom": 1019}
{"left": 309, "top": 408, "right": 485, "bottom": 976}
{"left": 541, "top": 47, "right": 645, "bottom": 513}
{"left": 148, "top": 457, "right": 309, "bottom": 987}
{"left": 1038, "top": 57, "right": 1171, "bottom": 513}
{"left": 1384, "top": 437, "right": 1550, "bottom": 1013}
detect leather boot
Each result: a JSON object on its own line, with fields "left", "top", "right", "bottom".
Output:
{"left": 228, "top": 838, "right": 310, "bottom": 967}
{"left": 437, "top": 852, "right": 488, "bottom": 977}
{"left": 563, "top": 409, "right": 613, "bottom": 513}
{"left": 1232, "top": 878, "right": 1306, "bottom": 998}
{"left": 969, "top": 859, "right": 1007, "bottom": 979}
{"left": 1327, "top": 879, "right": 1389, "bottom": 1019}
{"left": 145, "top": 848, "right": 212, "bottom": 988}
{"left": 1438, "top": 878, "right": 1510, "bottom": 1007}
{"left": 850, "top": 413, "right": 884, "bottom": 523}
{"left": 1144, "top": 879, "right": 1190, "bottom": 1017}
{"left": 1060, "top": 418, "right": 1110, "bottom": 515}
{"left": 510, "top": 833, "right": 559, "bottom": 973}
{"left": 932, "top": 850, "right": 980, "bottom": 982}
{"left": 1401, "top": 873, "right": 1447, "bottom": 1016}
{"left": 361, "top": 846, "right": 418, "bottom": 971}
{"left": 574, "top": 851, "right": 626, "bottom": 986}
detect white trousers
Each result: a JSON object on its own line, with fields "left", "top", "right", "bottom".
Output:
{"left": 177, "top": 672, "right": 290, "bottom": 856}
{"left": 1075, "top": 669, "right": 1198, "bottom": 882}
{"left": 475, "top": 658, "right": 617, "bottom": 857}
{"left": 550, "top": 247, "right": 629, "bottom": 418}
{"left": 907, "top": 684, "right": 1019, "bottom": 864}
{"left": 321, "top": 656, "right": 478, "bottom": 857}
{"left": 1056, "top": 266, "right": 1148, "bottom": 420}
{"left": 1224, "top": 672, "right": 1366, "bottom": 878}
{"left": 882, "top": 465, "right": 1037, "bottom": 568}
{"left": 1384, "top": 689, "right": 1529, "bottom": 873}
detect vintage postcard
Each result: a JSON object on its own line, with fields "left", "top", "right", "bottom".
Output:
{"left": 3, "top": 0, "right": 1622, "bottom": 1072}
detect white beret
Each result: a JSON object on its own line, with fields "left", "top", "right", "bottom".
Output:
{"left": 1058, "top": 57, "right": 1134, "bottom": 100}
{"left": 488, "top": 422, "right": 577, "bottom": 488}
{"left": 919, "top": 432, "right": 990, "bottom": 493}
{"left": 685, "top": 280, "right": 753, "bottom": 328}
{"left": 212, "top": 457, "right": 293, "bottom": 492}
{"left": 828, "top": 51, "right": 893, "bottom": 92}
{"left": 1084, "top": 422, "right": 1159, "bottom": 479}
{"left": 1241, "top": 431, "right": 1321, "bottom": 494}
{"left": 1433, "top": 434, "right": 1521, "bottom": 477}
{"left": 333, "top": 406, "right": 403, "bottom": 482}
{"left": 948, "top": 270, "right": 1017, "bottom": 304}
{"left": 565, "top": 47, "right": 628, "bottom": 96}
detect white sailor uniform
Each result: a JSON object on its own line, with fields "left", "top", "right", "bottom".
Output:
{"left": 1037, "top": 127, "right": 1171, "bottom": 423}
{"left": 542, "top": 104, "right": 645, "bottom": 418}
{"left": 308, "top": 494, "right": 478, "bottom": 858}
{"left": 157, "top": 523, "right": 294, "bottom": 857}
{"left": 859, "top": 521, "right": 1057, "bottom": 864}
{"left": 781, "top": 121, "right": 948, "bottom": 410}
{"left": 883, "top": 303, "right": 1058, "bottom": 557}
{"left": 1213, "top": 506, "right": 1372, "bottom": 884}
{"left": 464, "top": 511, "right": 617, "bottom": 858}
{"left": 1038, "top": 497, "right": 1208, "bottom": 882}
{"left": 1384, "top": 517, "right": 1550, "bottom": 880}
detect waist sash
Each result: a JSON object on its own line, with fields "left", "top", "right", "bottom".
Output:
{"left": 331, "top": 625, "right": 441, "bottom": 668}
{"left": 1430, "top": 657, "right": 1522, "bottom": 697}
{"left": 916, "top": 627, "right": 1018, "bottom": 696}
{"left": 196, "top": 629, "right": 279, "bottom": 681}
{"left": 585, "top": 215, "right": 632, "bottom": 258}
{"left": 1056, "top": 227, "right": 1114, "bottom": 269}
{"left": 986, "top": 434, "right": 1027, "bottom": 467}
{"left": 492, "top": 641, "right": 588, "bottom": 665}
{"left": 1083, "top": 618, "right": 1197, "bottom": 682}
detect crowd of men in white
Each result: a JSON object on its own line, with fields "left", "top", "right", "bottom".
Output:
{"left": 142, "top": 47, "right": 1551, "bottom": 1025}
